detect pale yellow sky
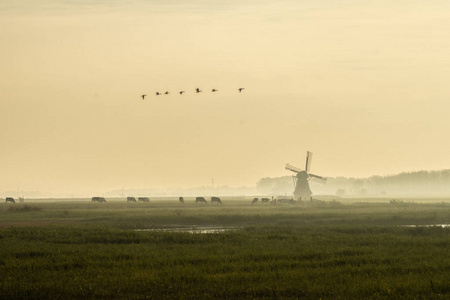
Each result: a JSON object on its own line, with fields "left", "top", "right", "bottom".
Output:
{"left": 1, "top": 1, "right": 450, "bottom": 195}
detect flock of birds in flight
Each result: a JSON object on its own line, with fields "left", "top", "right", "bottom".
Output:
{"left": 140, "top": 88, "right": 245, "bottom": 99}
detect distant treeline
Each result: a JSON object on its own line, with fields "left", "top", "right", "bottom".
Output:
{"left": 257, "top": 169, "right": 450, "bottom": 196}
{"left": 7, "top": 169, "right": 450, "bottom": 198}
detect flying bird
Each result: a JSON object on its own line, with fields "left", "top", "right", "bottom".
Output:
{"left": 238, "top": 88, "right": 245, "bottom": 93}
{"left": 164, "top": 91, "right": 170, "bottom": 95}
{"left": 156, "top": 92, "right": 161, "bottom": 95}
{"left": 179, "top": 91, "right": 185, "bottom": 95}
{"left": 212, "top": 89, "right": 218, "bottom": 92}
{"left": 195, "top": 88, "right": 202, "bottom": 93}
{"left": 141, "top": 94, "right": 147, "bottom": 99}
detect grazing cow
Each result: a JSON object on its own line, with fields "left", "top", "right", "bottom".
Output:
{"left": 138, "top": 197, "right": 150, "bottom": 203}
{"left": 195, "top": 197, "right": 207, "bottom": 204}
{"left": 127, "top": 197, "right": 137, "bottom": 202}
{"left": 91, "top": 197, "right": 106, "bottom": 203}
{"left": 251, "top": 198, "right": 258, "bottom": 205}
{"left": 261, "top": 197, "right": 270, "bottom": 203}
{"left": 211, "top": 196, "right": 222, "bottom": 204}
{"left": 5, "top": 197, "right": 15, "bottom": 203}
{"left": 179, "top": 197, "right": 184, "bottom": 203}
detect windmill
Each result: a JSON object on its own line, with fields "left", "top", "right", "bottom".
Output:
{"left": 285, "top": 151, "right": 327, "bottom": 200}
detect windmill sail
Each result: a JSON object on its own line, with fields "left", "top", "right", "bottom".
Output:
{"left": 309, "top": 173, "right": 327, "bottom": 182}
{"left": 305, "top": 151, "right": 312, "bottom": 173}
{"left": 285, "top": 163, "right": 303, "bottom": 173}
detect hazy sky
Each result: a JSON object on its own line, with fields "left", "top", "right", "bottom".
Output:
{"left": 2, "top": 0, "right": 450, "bottom": 195}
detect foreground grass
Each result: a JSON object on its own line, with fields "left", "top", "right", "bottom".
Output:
{"left": 0, "top": 199, "right": 449, "bottom": 299}
{"left": 1, "top": 226, "right": 449, "bottom": 299}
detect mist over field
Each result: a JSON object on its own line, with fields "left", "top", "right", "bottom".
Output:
{"left": 3, "top": 168, "right": 450, "bottom": 199}
{"left": 2, "top": 0, "right": 450, "bottom": 197}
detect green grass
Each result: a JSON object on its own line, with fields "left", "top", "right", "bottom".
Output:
{"left": 1, "top": 199, "right": 449, "bottom": 227}
{"left": 0, "top": 199, "right": 449, "bottom": 299}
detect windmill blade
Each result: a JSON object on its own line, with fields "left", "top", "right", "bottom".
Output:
{"left": 309, "top": 173, "right": 327, "bottom": 183}
{"left": 285, "top": 163, "right": 303, "bottom": 174}
{"left": 305, "top": 151, "right": 313, "bottom": 173}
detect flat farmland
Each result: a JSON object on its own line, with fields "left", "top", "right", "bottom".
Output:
{"left": 1, "top": 198, "right": 449, "bottom": 299}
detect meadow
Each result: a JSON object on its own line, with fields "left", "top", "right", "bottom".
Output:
{"left": 0, "top": 197, "right": 449, "bottom": 299}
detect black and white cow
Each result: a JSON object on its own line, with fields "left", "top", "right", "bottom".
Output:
{"left": 211, "top": 197, "right": 222, "bottom": 204}
{"left": 261, "top": 197, "right": 270, "bottom": 203}
{"left": 91, "top": 197, "right": 106, "bottom": 203}
{"left": 5, "top": 197, "right": 15, "bottom": 203}
{"left": 195, "top": 197, "right": 207, "bottom": 204}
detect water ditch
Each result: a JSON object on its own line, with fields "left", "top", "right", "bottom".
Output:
{"left": 134, "top": 224, "right": 450, "bottom": 234}
{"left": 135, "top": 226, "right": 240, "bottom": 234}
{"left": 401, "top": 224, "right": 449, "bottom": 228}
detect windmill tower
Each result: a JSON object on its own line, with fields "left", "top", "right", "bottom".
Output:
{"left": 285, "top": 151, "right": 327, "bottom": 200}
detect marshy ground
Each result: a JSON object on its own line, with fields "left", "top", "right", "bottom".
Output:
{"left": 1, "top": 196, "right": 449, "bottom": 299}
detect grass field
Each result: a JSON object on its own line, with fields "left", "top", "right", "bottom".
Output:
{"left": 1, "top": 197, "right": 449, "bottom": 299}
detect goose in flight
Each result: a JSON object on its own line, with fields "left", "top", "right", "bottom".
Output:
{"left": 141, "top": 94, "right": 147, "bottom": 99}
{"left": 164, "top": 91, "right": 170, "bottom": 95}
{"left": 156, "top": 92, "right": 161, "bottom": 96}
{"left": 195, "top": 88, "right": 202, "bottom": 93}
{"left": 238, "top": 88, "right": 245, "bottom": 93}
{"left": 212, "top": 89, "right": 218, "bottom": 92}
{"left": 179, "top": 91, "right": 185, "bottom": 95}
